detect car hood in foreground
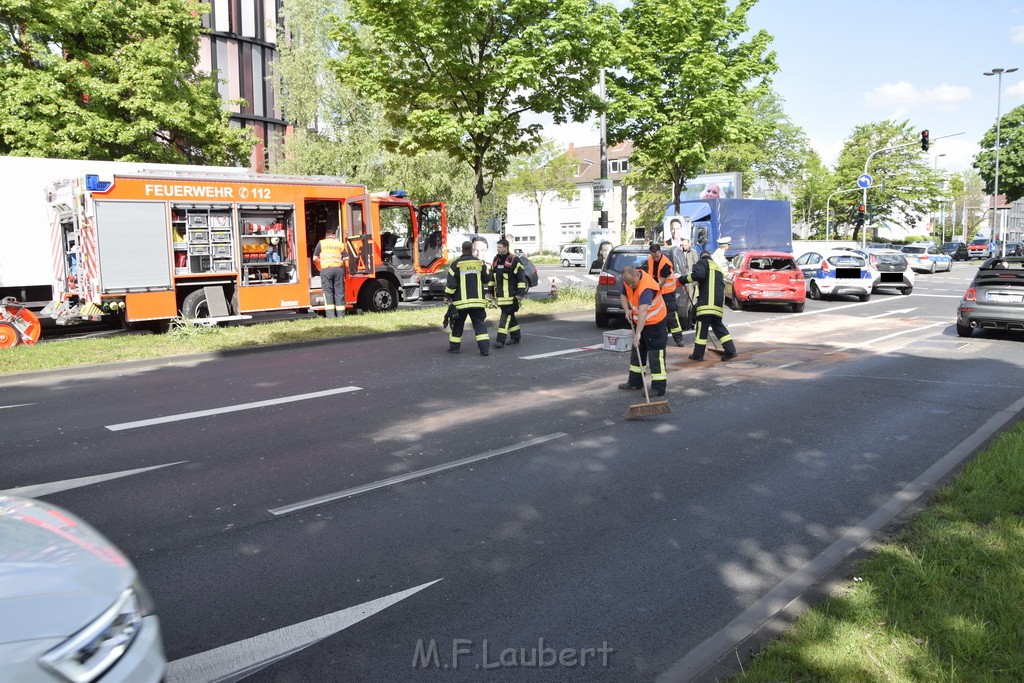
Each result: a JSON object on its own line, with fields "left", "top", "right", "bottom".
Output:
{"left": 0, "top": 496, "right": 135, "bottom": 643}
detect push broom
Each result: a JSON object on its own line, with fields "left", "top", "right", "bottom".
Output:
{"left": 625, "top": 320, "right": 671, "bottom": 420}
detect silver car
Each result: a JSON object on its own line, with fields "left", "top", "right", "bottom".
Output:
{"left": 957, "top": 257, "right": 1024, "bottom": 337}
{"left": 0, "top": 495, "right": 165, "bottom": 682}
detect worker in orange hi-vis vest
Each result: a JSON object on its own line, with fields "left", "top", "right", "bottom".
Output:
{"left": 313, "top": 228, "right": 346, "bottom": 318}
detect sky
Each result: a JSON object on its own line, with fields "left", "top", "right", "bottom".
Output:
{"left": 544, "top": 0, "right": 1024, "bottom": 176}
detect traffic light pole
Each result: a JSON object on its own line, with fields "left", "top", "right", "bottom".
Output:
{"left": 860, "top": 131, "right": 964, "bottom": 248}
{"left": 598, "top": 69, "right": 609, "bottom": 236}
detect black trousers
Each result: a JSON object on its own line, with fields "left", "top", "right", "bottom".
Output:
{"left": 691, "top": 315, "right": 737, "bottom": 359}
{"left": 450, "top": 307, "right": 489, "bottom": 352}
{"left": 663, "top": 291, "right": 683, "bottom": 341}
{"left": 496, "top": 301, "right": 521, "bottom": 343}
{"left": 626, "top": 319, "right": 668, "bottom": 391}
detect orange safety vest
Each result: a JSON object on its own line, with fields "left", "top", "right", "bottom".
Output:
{"left": 625, "top": 270, "right": 667, "bottom": 325}
{"left": 646, "top": 253, "right": 677, "bottom": 294}
{"left": 317, "top": 238, "right": 345, "bottom": 269}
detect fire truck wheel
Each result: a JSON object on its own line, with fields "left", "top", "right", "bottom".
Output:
{"left": 0, "top": 322, "right": 20, "bottom": 348}
{"left": 360, "top": 280, "right": 399, "bottom": 313}
{"left": 181, "top": 289, "right": 211, "bottom": 319}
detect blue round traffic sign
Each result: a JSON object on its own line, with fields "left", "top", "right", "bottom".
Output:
{"left": 857, "top": 174, "right": 873, "bottom": 189}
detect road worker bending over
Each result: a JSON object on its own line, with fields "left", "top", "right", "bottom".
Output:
{"left": 618, "top": 265, "right": 668, "bottom": 397}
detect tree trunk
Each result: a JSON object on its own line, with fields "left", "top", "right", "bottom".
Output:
{"left": 535, "top": 194, "right": 544, "bottom": 253}
{"left": 473, "top": 162, "right": 486, "bottom": 232}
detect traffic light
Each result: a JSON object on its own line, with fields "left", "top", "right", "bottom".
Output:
{"left": 856, "top": 204, "right": 866, "bottom": 227}
{"left": 921, "top": 129, "right": 930, "bottom": 151}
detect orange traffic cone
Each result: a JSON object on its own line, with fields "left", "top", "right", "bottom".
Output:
{"left": 548, "top": 277, "right": 558, "bottom": 297}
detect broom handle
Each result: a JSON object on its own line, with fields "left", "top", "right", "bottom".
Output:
{"left": 627, "top": 313, "right": 653, "bottom": 404}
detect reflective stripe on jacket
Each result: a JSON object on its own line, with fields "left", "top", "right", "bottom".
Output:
{"left": 646, "top": 253, "right": 677, "bottom": 294}
{"left": 490, "top": 254, "right": 527, "bottom": 304}
{"left": 625, "top": 270, "right": 667, "bottom": 325}
{"left": 445, "top": 254, "right": 488, "bottom": 309}
{"left": 685, "top": 257, "right": 726, "bottom": 317}
{"left": 317, "top": 238, "right": 345, "bottom": 269}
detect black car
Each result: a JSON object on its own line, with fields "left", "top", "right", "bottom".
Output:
{"left": 594, "top": 245, "right": 692, "bottom": 328}
{"left": 941, "top": 241, "right": 969, "bottom": 261}
{"left": 1006, "top": 242, "right": 1024, "bottom": 257}
{"left": 420, "top": 254, "right": 538, "bottom": 300}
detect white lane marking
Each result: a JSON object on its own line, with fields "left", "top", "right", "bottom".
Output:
{"left": 2, "top": 461, "right": 186, "bottom": 498}
{"left": 867, "top": 307, "right": 917, "bottom": 319}
{"left": 270, "top": 433, "right": 568, "bottom": 516}
{"left": 909, "top": 294, "right": 963, "bottom": 299}
{"left": 0, "top": 403, "right": 35, "bottom": 410}
{"left": 825, "top": 322, "right": 946, "bottom": 355}
{"left": 165, "top": 579, "right": 442, "bottom": 683}
{"left": 521, "top": 346, "right": 601, "bottom": 360}
{"left": 105, "top": 387, "right": 362, "bottom": 431}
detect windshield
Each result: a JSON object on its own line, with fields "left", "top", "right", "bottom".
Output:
{"left": 971, "top": 238, "right": 989, "bottom": 246}
{"left": 826, "top": 254, "right": 865, "bottom": 267}
{"left": 606, "top": 251, "right": 650, "bottom": 274}
{"left": 902, "top": 246, "right": 926, "bottom": 254}
{"left": 747, "top": 257, "right": 796, "bottom": 271}
{"left": 872, "top": 254, "right": 907, "bottom": 267}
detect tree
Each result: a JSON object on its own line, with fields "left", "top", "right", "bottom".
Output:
{"left": 788, "top": 149, "right": 834, "bottom": 239}
{"left": 331, "top": 0, "right": 618, "bottom": 230}
{"left": 606, "top": 0, "right": 776, "bottom": 215}
{"left": 944, "top": 171, "right": 988, "bottom": 241}
{"left": 973, "top": 103, "right": 1024, "bottom": 202}
{"left": 505, "top": 140, "right": 580, "bottom": 252}
{"left": 0, "top": 0, "right": 253, "bottom": 164}
{"left": 704, "top": 89, "right": 808, "bottom": 194}
{"left": 833, "top": 120, "right": 939, "bottom": 242}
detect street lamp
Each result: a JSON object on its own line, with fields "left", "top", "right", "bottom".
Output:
{"left": 983, "top": 66, "right": 1018, "bottom": 257}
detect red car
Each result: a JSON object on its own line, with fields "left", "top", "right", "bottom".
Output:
{"left": 725, "top": 250, "right": 806, "bottom": 312}
{"left": 968, "top": 237, "right": 991, "bottom": 260}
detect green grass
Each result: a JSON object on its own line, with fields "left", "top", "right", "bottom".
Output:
{"left": 0, "top": 285, "right": 593, "bottom": 376}
{"left": 735, "top": 421, "right": 1024, "bottom": 682}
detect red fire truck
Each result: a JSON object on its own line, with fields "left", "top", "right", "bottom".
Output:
{"left": 45, "top": 171, "right": 447, "bottom": 329}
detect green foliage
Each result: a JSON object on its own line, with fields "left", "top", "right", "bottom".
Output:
{"left": 607, "top": 0, "right": 776, "bottom": 214}
{"left": 705, "top": 89, "right": 809, "bottom": 193}
{"left": 789, "top": 149, "right": 835, "bottom": 238}
{"left": 0, "top": 0, "right": 253, "bottom": 164}
{"left": 331, "top": 0, "right": 618, "bottom": 230}
{"left": 974, "top": 103, "right": 1024, "bottom": 202}
{"left": 833, "top": 120, "right": 939, "bottom": 242}
{"left": 506, "top": 140, "right": 580, "bottom": 251}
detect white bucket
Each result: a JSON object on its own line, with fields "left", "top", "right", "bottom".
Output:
{"left": 603, "top": 329, "right": 632, "bottom": 352}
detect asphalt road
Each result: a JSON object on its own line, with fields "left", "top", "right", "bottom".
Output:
{"left": 3, "top": 261, "right": 1022, "bottom": 682}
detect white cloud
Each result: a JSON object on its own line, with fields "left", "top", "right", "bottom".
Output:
{"left": 1012, "top": 25, "right": 1024, "bottom": 42}
{"left": 1007, "top": 81, "right": 1024, "bottom": 98}
{"left": 863, "top": 81, "right": 972, "bottom": 111}
{"left": 807, "top": 136, "right": 845, "bottom": 169}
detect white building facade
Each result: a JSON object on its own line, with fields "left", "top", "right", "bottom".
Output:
{"left": 505, "top": 142, "right": 639, "bottom": 254}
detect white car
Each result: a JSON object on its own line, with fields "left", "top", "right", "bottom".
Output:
{"left": 0, "top": 495, "right": 165, "bottom": 682}
{"left": 795, "top": 249, "right": 873, "bottom": 301}
{"left": 859, "top": 248, "right": 915, "bottom": 295}
{"left": 559, "top": 244, "right": 586, "bottom": 267}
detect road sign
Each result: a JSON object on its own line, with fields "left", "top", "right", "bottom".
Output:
{"left": 857, "top": 174, "right": 872, "bottom": 189}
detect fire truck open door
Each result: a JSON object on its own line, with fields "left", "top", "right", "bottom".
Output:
{"left": 416, "top": 202, "right": 447, "bottom": 272}
{"left": 345, "top": 195, "right": 373, "bottom": 276}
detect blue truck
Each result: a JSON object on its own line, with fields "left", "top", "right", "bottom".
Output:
{"left": 663, "top": 198, "right": 793, "bottom": 257}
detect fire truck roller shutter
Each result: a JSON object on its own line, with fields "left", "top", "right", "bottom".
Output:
{"left": 94, "top": 201, "right": 173, "bottom": 290}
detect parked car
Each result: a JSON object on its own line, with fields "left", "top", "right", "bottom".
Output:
{"left": 595, "top": 245, "right": 691, "bottom": 327}
{"left": 900, "top": 244, "right": 953, "bottom": 273}
{"left": 867, "top": 242, "right": 896, "bottom": 250}
{"left": 956, "top": 257, "right": 1024, "bottom": 337}
{"left": 420, "top": 255, "right": 538, "bottom": 300}
{"left": 968, "top": 237, "right": 991, "bottom": 259}
{"left": 1005, "top": 241, "right": 1024, "bottom": 257}
{"left": 861, "top": 248, "right": 915, "bottom": 295}
{"left": 0, "top": 495, "right": 165, "bottom": 682}
{"left": 725, "top": 250, "right": 805, "bottom": 312}
{"left": 795, "top": 249, "right": 873, "bottom": 301}
{"left": 940, "top": 241, "right": 970, "bottom": 261}
{"left": 559, "top": 244, "right": 586, "bottom": 268}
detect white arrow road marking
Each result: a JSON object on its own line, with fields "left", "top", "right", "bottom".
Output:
{"left": 0, "top": 403, "right": 35, "bottom": 410}
{"left": 521, "top": 345, "right": 602, "bottom": 360}
{"left": 867, "top": 307, "right": 917, "bottom": 319}
{"left": 105, "top": 386, "right": 362, "bottom": 431}
{"left": 825, "top": 322, "right": 946, "bottom": 355}
{"left": 165, "top": 579, "right": 442, "bottom": 683}
{"left": 270, "top": 433, "right": 568, "bottom": 516}
{"left": 1, "top": 461, "right": 186, "bottom": 498}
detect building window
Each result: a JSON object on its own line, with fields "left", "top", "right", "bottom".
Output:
{"left": 560, "top": 222, "right": 582, "bottom": 239}
{"left": 620, "top": 158, "right": 629, "bottom": 172}
{"left": 610, "top": 160, "right": 619, "bottom": 173}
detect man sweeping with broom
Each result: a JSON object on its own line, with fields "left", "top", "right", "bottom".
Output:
{"left": 619, "top": 265, "right": 671, "bottom": 418}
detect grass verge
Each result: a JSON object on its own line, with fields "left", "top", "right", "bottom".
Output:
{"left": 0, "top": 286, "right": 593, "bottom": 376}
{"left": 735, "top": 420, "right": 1024, "bottom": 682}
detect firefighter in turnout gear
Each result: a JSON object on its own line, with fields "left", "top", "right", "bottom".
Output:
{"left": 647, "top": 243, "right": 685, "bottom": 346}
{"left": 684, "top": 251, "right": 738, "bottom": 361}
{"left": 618, "top": 265, "right": 669, "bottom": 397}
{"left": 313, "top": 228, "right": 346, "bottom": 318}
{"left": 444, "top": 241, "right": 491, "bottom": 355}
{"left": 489, "top": 238, "right": 526, "bottom": 348}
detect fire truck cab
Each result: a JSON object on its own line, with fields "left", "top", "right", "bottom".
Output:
{"left": 45, "top": 171, "right": 447, "bottom": 328}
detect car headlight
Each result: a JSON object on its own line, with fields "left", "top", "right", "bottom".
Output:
{"left": 39, "top": 583, "right": 151, "bottom": 682}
